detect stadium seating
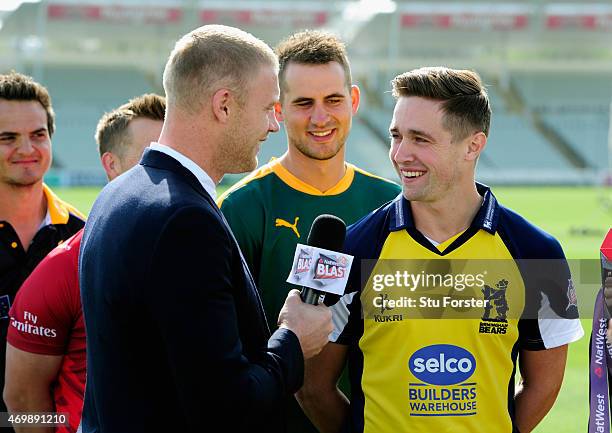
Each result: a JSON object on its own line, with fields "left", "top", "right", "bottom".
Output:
{"left": 540, "top": 113, "right": 608, "bottom": 169}
{"left": 1, "top": 0, "right": 609, "bottom": 185}
{"left": 513, "top": 73, "right": 610, "bottom": 170}
{"left": 43, "top": 66, "right": 155, "bottom": 179}
{"left": 347, "top": 117, "right": 397, "bottom": 179}
{"left": 486, "top": 113, "right": 572, "bottom": 169}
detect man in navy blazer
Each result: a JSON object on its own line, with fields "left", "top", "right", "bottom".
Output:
{"left": 79, "top": 25, "right": 333, "bottom": 433}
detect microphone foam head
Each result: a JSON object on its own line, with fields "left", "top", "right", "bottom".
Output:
{"left": 307, "top": 214, "right": 346, "bottom": 252}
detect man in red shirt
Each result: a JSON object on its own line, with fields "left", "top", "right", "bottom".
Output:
{"left": 4, "top": 94, "right": 165, "bottom": 433}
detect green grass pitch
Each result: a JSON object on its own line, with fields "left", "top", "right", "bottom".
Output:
{"left": 54, "top": 184, "right": 611, "bottom": 433}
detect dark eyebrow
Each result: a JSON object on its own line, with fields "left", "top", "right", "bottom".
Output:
{"left": 0, "top": 127, "right": 47, "bottom": 136}
{"left": 325, "top": 93, "right": 345, "bottom": 99}
{"left": 388, "top": 128, "right": 436, "bottom": 141}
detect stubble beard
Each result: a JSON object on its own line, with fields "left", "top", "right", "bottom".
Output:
{"left": 218, "top": 124, "right": 259, "bottom": 175}
{"left": 402, "top": 166, "right": 460, "bottom": 204}
{"left": 292, "top": 135, "right": 345, "bottom": 161}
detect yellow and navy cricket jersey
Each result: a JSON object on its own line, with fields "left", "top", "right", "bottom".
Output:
{"left": 331, "top": 183, "right": 583, "bottom": 433}
{"left": 218, "top": 157, "right": 400, "bottom": 325}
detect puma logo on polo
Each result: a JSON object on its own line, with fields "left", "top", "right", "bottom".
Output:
{"left": 275, "top": 217, "right": 300, "bottom": 238}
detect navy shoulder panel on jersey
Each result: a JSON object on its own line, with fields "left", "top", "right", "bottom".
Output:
{"left": 496, "top": 205, "right": 565, "bottom": 260}
{"left": 496, "top": 204, "right": 576, "bottom": 322}
{"left": 345, "top": 198, "right": 396, "bottom": 259}
{"left": 342, "top": 197, "right": 397, "bottom": 297}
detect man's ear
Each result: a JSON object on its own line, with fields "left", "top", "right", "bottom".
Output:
{"left": 274, "top": 102, "right": 284, "bottom": 122}
{"left": 350, "top": 85, "right": 361, "bottom": 115}
{"left": 212, "top": 88, "right": 233, "bottom": 123}
{"left": 101, "top": 152, "right": 121, "bottom": 181}
{"left": 465, "top": 132, "right": 487, "bottom": 162}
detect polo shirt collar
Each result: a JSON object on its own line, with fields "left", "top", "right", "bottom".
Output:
{"left": 43, "top": 184, "right": 73, "bottom": 225}
{"left": 388, "top": 182, "right": 499, "bottom": 234}
{"left": 472, "top": 183, "right": 499, "bottom": 234}
{"left": 38, "top": 210, "right": 51, "bottom": 230}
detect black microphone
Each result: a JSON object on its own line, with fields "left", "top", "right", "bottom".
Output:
{"left": 300, "top": 214, "right": 346, "bottom": 305}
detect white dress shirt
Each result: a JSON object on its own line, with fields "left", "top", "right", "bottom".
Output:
{"left": 149, "top": 142, "right": 217, "bottom": 201}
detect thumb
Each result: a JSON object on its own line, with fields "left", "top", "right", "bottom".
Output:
{"left": 287, "top": 289, "right": 302, "bottom": 303}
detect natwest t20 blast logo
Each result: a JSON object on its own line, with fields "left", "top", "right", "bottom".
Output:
{"left": 314, "top": 254, "right": 348, "bottom": 280}
{"left": 286, "top": 244, "right": 354, "bottom": 296}
{"left": 293, "top": 248, "right": 312, "bottom": 281}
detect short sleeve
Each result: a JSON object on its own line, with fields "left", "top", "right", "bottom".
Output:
{"left": 8, "top": 237, "right": 80, "bottom": 355}
{"left": 518, "top": 253, "right": 584, "bottom": 350}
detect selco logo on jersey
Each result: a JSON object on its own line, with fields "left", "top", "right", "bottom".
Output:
{"left": 409, "top": 344, "right": 476, "bottom": 385}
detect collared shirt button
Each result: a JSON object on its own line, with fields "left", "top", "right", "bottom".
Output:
{"left": 0, "top": 223, "right": 4, "bottom": 228}
{"left": 10, "top": 242, "right": 17, "bottom": 249}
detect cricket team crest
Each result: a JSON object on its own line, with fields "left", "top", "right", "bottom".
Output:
{"left": 479, "top": 279, "right": 509, "bottom": 335}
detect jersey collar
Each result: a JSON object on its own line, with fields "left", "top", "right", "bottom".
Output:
{"left": 270, "top": 158, "right": 355, "bottom": 196}
{"left": 472, "top": 184, "right": 499, "bottom": 234}
{"left": 43, "top": 184, "right": 84, "bottom": 225}
{"left": 389, "top": 182, "right": 499, "bottom": 235}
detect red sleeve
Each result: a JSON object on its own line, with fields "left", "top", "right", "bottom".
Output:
{"left": 8, "top": 231, "right": 82, "bottom": 356}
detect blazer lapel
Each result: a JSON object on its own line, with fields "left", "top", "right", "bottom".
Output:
{"left": 140, "top": 148, "right": 271, "bottom": 333}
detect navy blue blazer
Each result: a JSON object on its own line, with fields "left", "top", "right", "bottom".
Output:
{"left": 79, "top": 148, "right": 303, "bottom": 433}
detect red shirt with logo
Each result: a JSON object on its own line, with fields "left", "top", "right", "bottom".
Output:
{"left": 8, "top": 230, "right": 85, "bottom": 433}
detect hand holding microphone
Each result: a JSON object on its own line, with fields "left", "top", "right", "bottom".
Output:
{"left": 277, "top": 214, "right": 351, "bottom": 359}
{"left": 278, "top": 290, "right": 332, "bottom": 359}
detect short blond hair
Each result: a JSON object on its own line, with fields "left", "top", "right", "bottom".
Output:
{"left": 163, "top": 25, "right": 277, "bottom": 112}
{"left": 95, "top": 93, "right": 165, "bottom": 157}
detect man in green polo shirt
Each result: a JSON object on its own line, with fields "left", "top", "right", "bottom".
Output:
{"left": 218, "top": 30, "right": 400, "bottom": 433}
